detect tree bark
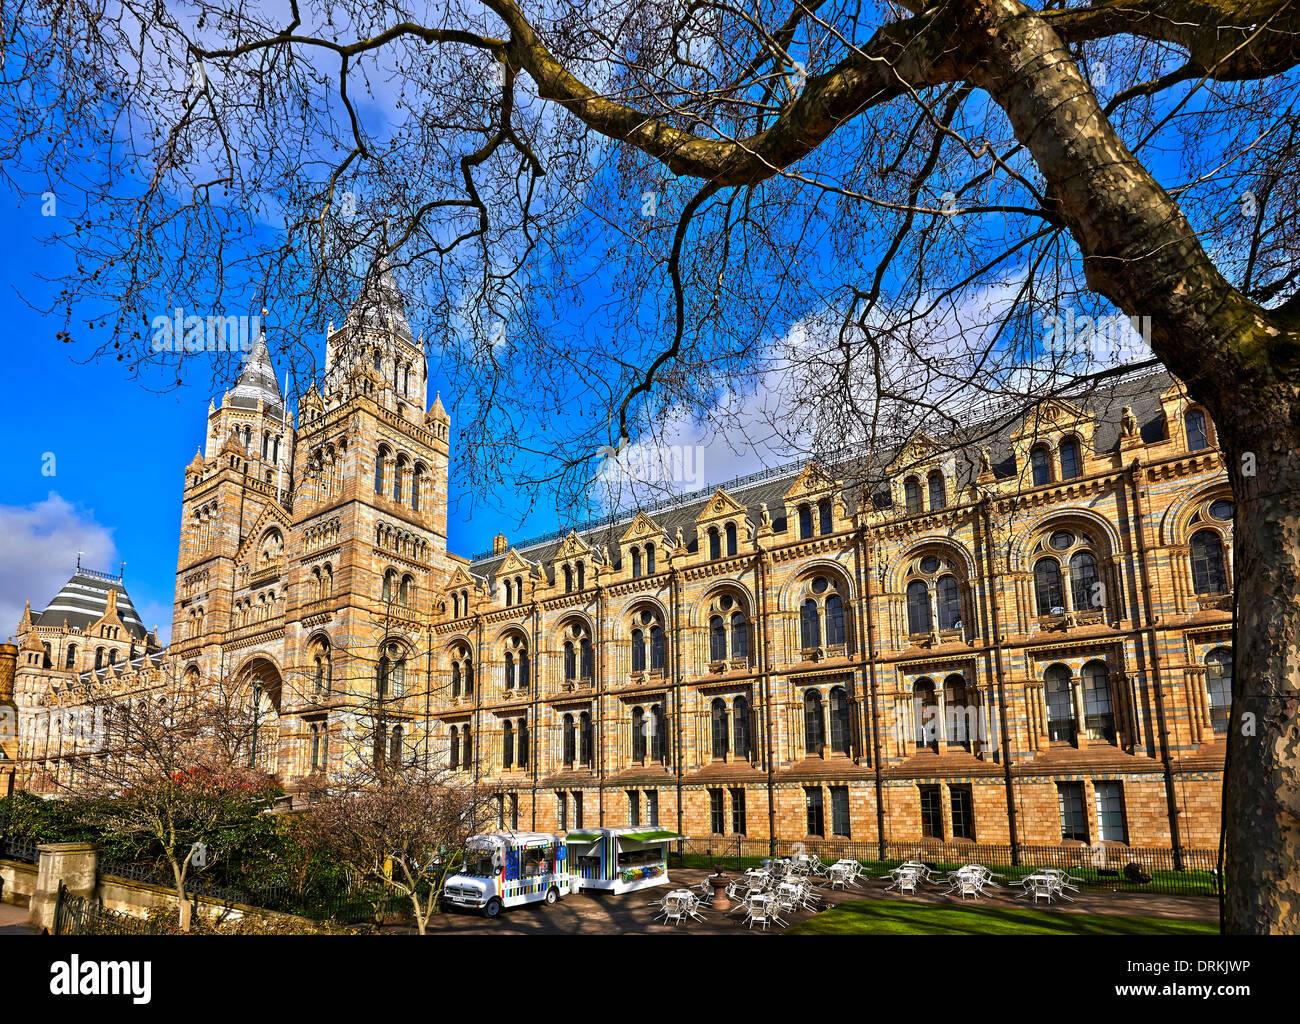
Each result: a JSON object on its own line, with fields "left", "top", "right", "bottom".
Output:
{"left": 1218, "top": 407, "right": 1300, "bottom": 933}
{"left": 958, "top": 0, "right": 1300, "bottom": 932}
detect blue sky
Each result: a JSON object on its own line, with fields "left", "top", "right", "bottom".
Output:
{"left": 0, "top": 168, "right": 600, "bottom": 643}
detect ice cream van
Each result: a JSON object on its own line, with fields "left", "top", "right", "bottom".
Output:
{"left": 442, "top": 832, "right": 571, "bottom": 918}
{"left": 566, "top": 827, "right": 681, "bottom": 895}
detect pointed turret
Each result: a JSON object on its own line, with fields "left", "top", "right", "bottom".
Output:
{"left": 227, "top": 334, "right": 285, "bottom": 419}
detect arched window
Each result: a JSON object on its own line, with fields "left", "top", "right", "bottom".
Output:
{"left": 708, "top": 527, "right": 721, "bottom": 560}
{"left": 399, "top": 574, "right": 412, "bottom": 606}
{"left": 829, "top": 687, "right": 850, "bottom": 754}
{"left": 518, "top": 649, "right": 530, "bottom": 691}
{"left": 798, "top": 505, "right": 814, "bottom": 539}
{"left": 517, "top": 719, "right": 529, "bottom": 767}
{"left": 800, "top": 598, "right": 821, "bottom": 649}
{"left": 826, "top": 594, "right": 845, "bottom": 645}
{"left": 1081, "top": 660, "right": 1115, "bottom": 742}
{"left": 632, "top": 706, "right": 646, "bottom": 761}
{"left": 904, "top": 477, "right": 922, "bottom": 515}
{"left": 804, "top": 689, "right": 825, "bottom": 755}
{"left": 650, "top": 704, "right": 666, "bottom": 762}
{"left": 451, "top": 661, "right": 461, "bottom": 698}
{"left": 734, "top": 695, "right": 752, "bottom": 760}
{"left": 906, "top": 580, "right": 932, "bottom": 634}
{"left": 563, "top": 714, "right": 576, "bottom": 767}
{"left": 577, "top": 562, "right": 585, "bottom": 589}
{"left": 579, "top": 711, "right": 593, "bottom": 766}
{"left": 725, "top": 522, "right": 737, "bottom": 556}
{"left": 1070, "top": 550, "right": 1101, "bottom": 610}
{"left": 411, "top": 465, "right": 422, "bottom": 510}
{"left": 563, "top": 565, "right": 573, "bottom": 592}
{"left": 64, "top": 645, "right": 77, "bottom": 670}
{"left": 650, "top": 626, "right": 665, "bottom": 670}
{"left": 1034, "top": 558, "right": 1064, "bottom": 615}
{"left": 1185, "top": 408, "right": 1209, "bottom": 451}
{"left": 1190, "top": 529, "right": 1228, "bottom": 595}
{"left": 42, "top": 643, "right": 51, "bottom": 669}
{"left": 1030, "top": 446, "right": 1052, "bottom": 486}
{"left": 709, "top": 615, "right": 727, "bottom": 662}
{"left": 1044, "top": 664, "right": 1075, "bottom": 741}
{"left": 449, "top": 726, "right": 460, "bottom": 770}
{"left": 730, "top": 611, "right": 749, "bottom": 659}
{"left": 1205, "top": 648, "right": 1233, "bottom": 734}
{"left": 645, "top": 544, "right": 655, "bottom": 574}
{"left": 392, "top": 456, "right": 406, "bottom": 502}
{"left": 936, "top": 576, "right": 962, "bottom": 631}
{"left": 913, "top": 678, "right": 938, "bottom": 747}
{"left": 710, "top": 698, "right": 729, "bottom": 759}
{"left": 462, "top": 726, "right": 472, "bottom": 768}
{"left": 945, "top": 674, "right": 970, "bottom": 750}
{"left": 631, "top": 547, "right": 642, "bottom": 578}
{"left": 502, "top": 720, "right": 514, "bottom": 769}
{"left": 562, "top": 643, "right": 575, "bottom": 682}
{"left": 819, "top": 498, "right": 833, "bottom": 535}
{"left": 631, "top": 628, "right": 646, "bottom": 672}
{"left": 927, "top": 471, "right": 946, "bottom": 511}
{"left": 580, "top": 638, "right": 593, "bottom": 681}
{"left": 1059, "top": 436, "right": 1082, "bottom": 480}
{"left": 374, "top": 446, "right": 387, "bottom": 494}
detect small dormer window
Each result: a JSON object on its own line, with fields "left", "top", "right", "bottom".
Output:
{"left": 1030, "top": 446, "right": 1052, "bottom": 486}
{"left": 927, "top": 471, "right": 946, "bottom": 511}
{"left": 1059, "top": 436, "right": 1082, "bottom": 480}
{"left": 1185, "top": 408, "right": 1209, "bottom": 452}
{"left": 904, "top": 477, "right": 922, "bottom": 514}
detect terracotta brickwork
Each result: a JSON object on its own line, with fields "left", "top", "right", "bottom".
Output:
{"left": 8, "top": 280, "right": 1234, "bottom": 857}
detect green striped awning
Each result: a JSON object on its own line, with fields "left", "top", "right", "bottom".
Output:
{"left": 566, "top": 831, "right": 603, "bottom": 843}
{"left": 619, "top": 830, "right": 681, "bottom": 843}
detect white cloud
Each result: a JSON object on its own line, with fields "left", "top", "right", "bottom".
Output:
{"left": 0, "top": 493, "right": 119, "bottom": 640}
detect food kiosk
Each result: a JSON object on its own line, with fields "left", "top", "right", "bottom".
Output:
{"left": 566, "top": 827, "right": 682, "bottom": 894}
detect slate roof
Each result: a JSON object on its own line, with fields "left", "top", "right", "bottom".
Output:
{"left": 227, "top": 335, "right": 285, "bottom": 419}
{"left": 468, "top": 365, "right": 1174, "bottom": 583}
{"left": 35, "top": 569, "right": 150, "bottom": 640}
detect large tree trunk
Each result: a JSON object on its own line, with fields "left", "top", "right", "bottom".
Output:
{"left": 1219, "top": 409, "right": 1300, "bottom": 933}
{"left": 959, "top": 0, "right": 1300, "bottom": 933}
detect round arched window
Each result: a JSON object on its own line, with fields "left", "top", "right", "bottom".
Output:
{"left": 1209, "top": 500, "right": 1233, "bottom": 522}
{"left": 920, "top": 555, "right": 940, "bottom": 574}
{"left": 1049, "top": 530, "right": 1074, "bottom": 550}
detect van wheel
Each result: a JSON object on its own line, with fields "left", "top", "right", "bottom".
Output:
{"left": 483, "top": 897, "right": 503, "bottom": 919}
{"left": 545, "top": 886, "right": 559, "bottom": 905}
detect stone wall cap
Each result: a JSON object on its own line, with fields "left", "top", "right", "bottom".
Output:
{"left": 36, "top": 842, "right": 98, "bottom": 852}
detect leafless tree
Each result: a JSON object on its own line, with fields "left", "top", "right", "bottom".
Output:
{"left": 3, "top": 0, "right": 1299, "bottom": 931}
{"left": 299, "top": 758, "right": 491, "bottom": 934}
{"left": 63, "top": 672, "right": 279, "bottom": 930}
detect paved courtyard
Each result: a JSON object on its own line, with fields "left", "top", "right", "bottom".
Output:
{"left": 407, "top": 869, "right": 1218, "bottom": 935}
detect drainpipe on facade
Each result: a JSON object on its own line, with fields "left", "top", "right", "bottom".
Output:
{"left": 670, "top": 568, "right": 684, "bottom": 841}
{"left": 1127, "top": 461, "right": 1185, "bottom": 869}
{"left": 424, "top": 624, "right": 432, "bottom": 772}
{"left": 756, "top": 545, "right": 777, "bottom": 858}
{"left": 473, "top": 613, "right": 483, "bottom": 794}
{"left": 596, "top": 583, "right": 605, "bottom": 828}
{"left": 858, "top": 524, "right": 888, "bottom": 862}
{"left": 979, "top": 497, "right": 1021, "bottom": 864}
{"left": 531, "top": 598, "right": 541, "bottom": 831}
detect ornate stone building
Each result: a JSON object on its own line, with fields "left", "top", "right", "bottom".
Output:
{"left": 5, "top": 272, "right": 1234, "bottom": 856}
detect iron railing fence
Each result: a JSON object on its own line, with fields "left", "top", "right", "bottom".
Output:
{"left": 0, "top": 834, "right": 39, "bottom": 863}
{"left": 670, "top": 837, "right": 1221, "bottom": 898}
{"left": 53, "top": 881, "right": 171, "bottom": 936}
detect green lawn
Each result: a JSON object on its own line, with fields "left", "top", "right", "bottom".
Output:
{"left": 787, "top": 900, "right": 1217, "bottom": 935}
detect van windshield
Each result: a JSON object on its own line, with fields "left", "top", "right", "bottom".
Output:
{"left": 462, "top": 852, "right": 498, "bottom": 877}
